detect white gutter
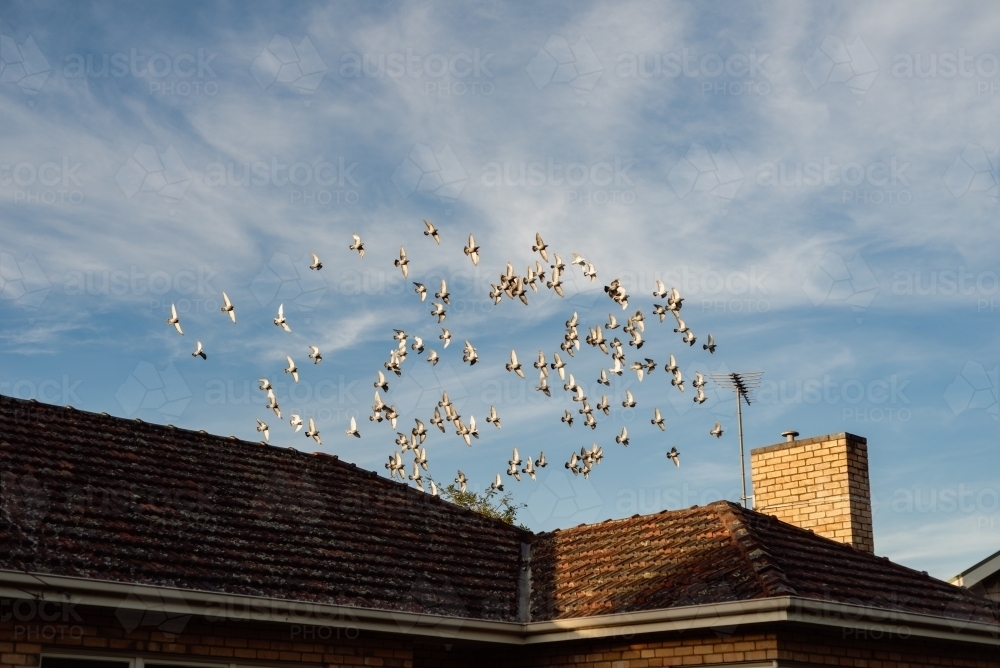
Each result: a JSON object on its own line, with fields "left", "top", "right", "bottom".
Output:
{"left": 0, "top": 571, "right": 995, "bottom": 647}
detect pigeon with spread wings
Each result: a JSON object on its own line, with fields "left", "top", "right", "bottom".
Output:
{"left": 220, "top": 292, "right": 236, "bottom": 323}
{"left": 350, "top": 233, "right": 365, "bottom": 258}
{"left": 423, "top": 219, "right": 441, "bottom": 244}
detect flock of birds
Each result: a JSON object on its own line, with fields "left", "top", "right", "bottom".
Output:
{"left": 164, "top": 221, "right": 726, "bottom": 497}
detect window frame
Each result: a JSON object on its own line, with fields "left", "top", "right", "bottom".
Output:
{"left": 41, "top": 655, "right": 235, "bottom": 668}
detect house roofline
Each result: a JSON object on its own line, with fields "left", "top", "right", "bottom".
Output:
{"left": 951, "top": 547, "right": 1000, "bottom": 588}
{"left": 0, "top": 570, "right": 995, "bottom": 647}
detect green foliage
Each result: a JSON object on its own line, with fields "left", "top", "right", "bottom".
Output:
{"left": 440, "top": 483, "right": 527, "bottom": 527}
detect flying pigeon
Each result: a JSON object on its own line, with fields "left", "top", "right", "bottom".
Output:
{"left": 273, "top": 303, "right": 292, "bottom": 332}
{"left": 167, "top": 303, "right": 183, "bottom": 335}
{"left": 220, "top": 292, "right": 236, "bottom": 323}
{"left": 423, "top": 219, "right": 441, "bottom": 244}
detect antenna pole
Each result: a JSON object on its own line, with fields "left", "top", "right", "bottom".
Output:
{"left": 709, "top": 371, "right": 762, "bottom": 511}
{"left": 736, "top": 388, "right": 747, "bottom": 508}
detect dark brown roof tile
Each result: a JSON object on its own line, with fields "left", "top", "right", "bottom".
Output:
{"left": 0, "top": 395, "right": 527, "bottom": 621}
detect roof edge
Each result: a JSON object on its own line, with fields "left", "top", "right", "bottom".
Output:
{"left": 1, "top": 571, "right": 995, "bottom": 647}
{"left": 951, "top": 547, "right": 1000, "bottom": 587}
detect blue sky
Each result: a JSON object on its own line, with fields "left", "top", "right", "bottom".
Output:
{"left": 1, "top": 0, "right": 998, "bottom": 580}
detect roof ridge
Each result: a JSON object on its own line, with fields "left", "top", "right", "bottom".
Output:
{"left": 714, "top": 502, "right": 797, "bottom": 597}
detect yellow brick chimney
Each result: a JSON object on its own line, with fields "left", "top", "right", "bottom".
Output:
{"left": 750, "top": 431, "right": 874, "bottom": 553}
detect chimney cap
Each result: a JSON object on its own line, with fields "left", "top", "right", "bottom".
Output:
{"left": 781, "top": 430, "right": 799, "bottom": 442}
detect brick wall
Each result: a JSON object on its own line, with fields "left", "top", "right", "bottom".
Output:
{"left": 1, "top": 603, "right": 995, "bottom": 668}
{"left": 494, "top": 633, "right": 780, "bottom": 667}
{"left": 0, "top": 604, "right": 413, "bottom": 668}
{"left": 751, "top": 432, "right": 874, "bottom": 553}
{"left": 776, "top": 627, "right": 1000, "bottom": 668}
{"left": 496, "top": 628, "right": 1000, "bottom": 667}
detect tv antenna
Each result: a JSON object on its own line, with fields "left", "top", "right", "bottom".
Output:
{"left": 709, "top": 371, "right": 763, "bottom": 508}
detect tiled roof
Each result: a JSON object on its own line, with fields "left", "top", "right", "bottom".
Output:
{"left": 529, "top": 502, "right": 1000, "bottom": 625}
{"left": 1, "top": 395, "right": 995, "bottom": 629}
{"left": 0, "top": 395, "right": 528, "bottom": 622}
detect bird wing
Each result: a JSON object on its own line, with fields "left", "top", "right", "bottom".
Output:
{"left": 286, "top": 355, "right": 294, "bottom": 368}
{"left": 399, "top": 246, "right": 407, "bottom": 260}
{"left": 170, "top": 303, "right": 178, "bottom": 319}
{"left": 424, "top": 219, "right": 434, "bottom": 232}
{"left": 352, "top": 233, "right": 361, "bottom": 245}
{"left": 222, "top": 292, "right": 232, "bottom": 308}
{"left": 510, "top": 349, "right": 518, "bottom": 366}
{"left": 309, "top": 417, "right": 316, "bottom": 432}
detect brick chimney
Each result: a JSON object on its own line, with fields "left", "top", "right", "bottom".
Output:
{"left": 750, "top": 432, "right": 874, "bottom": 553}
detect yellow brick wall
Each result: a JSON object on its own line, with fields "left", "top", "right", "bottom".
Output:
{"left": 750, "top": 432, "right": 874, "bottom": 553}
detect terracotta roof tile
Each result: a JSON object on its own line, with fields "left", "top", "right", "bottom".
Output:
{"left": 529, "top": 501, "right": 999, "bottom": 625}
